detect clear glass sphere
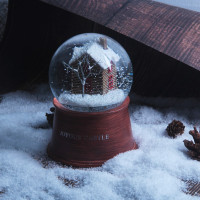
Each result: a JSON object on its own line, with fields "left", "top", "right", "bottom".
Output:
{"left": 49, "top": 33, "right": 133, "bottom": 112}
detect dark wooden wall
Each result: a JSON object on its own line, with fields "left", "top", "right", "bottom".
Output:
{"left": 0, "top": 0, "right": 200, "bottom": 97}
{"left": 41, "top": 0, "right": 200, "bottom": 71}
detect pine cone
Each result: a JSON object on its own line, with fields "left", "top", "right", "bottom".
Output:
{"left": 166, "top": 120, "right": 185, "bottom": 138}
{"left": 184, "top": 127, "right": 200, "bottom": 160}
{"left": 46, "top": 107, "right": 55, "bottom": 128}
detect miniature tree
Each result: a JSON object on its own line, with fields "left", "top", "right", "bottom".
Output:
{"left": 62, "top": 54, "right": 102, "bottom": 97}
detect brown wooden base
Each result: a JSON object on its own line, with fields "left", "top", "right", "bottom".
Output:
{"left": 47, "top": 97, "right": 137, "bottom": 168}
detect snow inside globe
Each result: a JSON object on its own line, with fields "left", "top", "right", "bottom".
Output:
{"left": 49, "top": 33, "right": 133, "bottom": 112}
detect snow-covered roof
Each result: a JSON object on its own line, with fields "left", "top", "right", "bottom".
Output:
{"left": 69, "top": 42, "right": 120, "bottom": 70}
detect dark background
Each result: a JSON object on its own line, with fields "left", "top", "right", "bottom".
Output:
{"left": 0, "top": 0, "right": 200, "bottom": 97}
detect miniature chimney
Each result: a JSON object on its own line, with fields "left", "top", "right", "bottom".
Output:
{"left": 99, "top": 37, "right": 108, "bottom": 50}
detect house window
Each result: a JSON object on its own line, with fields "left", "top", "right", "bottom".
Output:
{"left": 108, "top": 66, "right": 112, "bottom": 73}
{"left": 108, "top": 75, "right": 114, "bottom": 90}
{"left": 108, "top": 61, "right": 114, "bottom": 73}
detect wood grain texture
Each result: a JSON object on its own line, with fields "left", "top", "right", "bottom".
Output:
{"left": 41, "top": 0, "right": 200, "bottom": 71}
{"left": 47, "top": 97, "right": 137, "bottom": 167}
{"left": 184, "top": 180, "right": 200, "bottom": 196}
{"left": 40, "top": 0, "right": 128, "bottom": 25}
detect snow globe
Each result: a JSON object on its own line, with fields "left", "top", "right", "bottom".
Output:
{"left": 49, "top": 33, "right": 133, "bottom": 112}
{"left": 47, "top": 33, "right": 137, "bottom": 167}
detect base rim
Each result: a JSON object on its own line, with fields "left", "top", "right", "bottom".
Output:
{"left": 47, "top": 142, "right": 138, "bottom": 168}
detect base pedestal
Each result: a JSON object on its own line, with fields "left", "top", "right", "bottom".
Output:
{"left": 47, "top": 97, "right": 137, "bottom": 168}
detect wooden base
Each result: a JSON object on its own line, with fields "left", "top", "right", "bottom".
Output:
{"left": 47, "top": 97, "right": 137, "bottom": 168}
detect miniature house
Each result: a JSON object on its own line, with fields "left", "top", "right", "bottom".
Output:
{"left": 68, "top": 39, "right": 120, "bottom": 95}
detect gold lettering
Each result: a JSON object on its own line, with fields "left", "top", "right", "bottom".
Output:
{"left": 60, "top": 131, "right": 109, "bottom": 141}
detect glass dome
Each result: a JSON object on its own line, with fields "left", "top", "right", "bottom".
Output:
{"left": 49, "top": 33, "right": 133, "bottom": 112}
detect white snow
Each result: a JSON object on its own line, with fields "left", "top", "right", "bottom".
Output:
{"left": 69, "top": 42, "right": 120, "bottom": 70}
{"left": 87, "top": 43, "right": 120, "bottom": 69}
{"left": 1, "top": 84, "right": 200, "bottom": 199}
{"left": 69, "top": 45, "right": 87, "bottom": 65}
{"left": 154, "top": 0, "right": 200, "bottom": 12}
{"left": 58, "top": 89, "right": 125, "bottom": 108}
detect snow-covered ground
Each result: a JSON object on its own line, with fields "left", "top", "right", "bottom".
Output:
{"left": 154, "top": 0, "right": 200, "bottom": 12}
{"left": 58, "top": 89, "right": 125, "bottom": 112}
{"left": 1, "top": 85, "right": 200, "bottom": 199}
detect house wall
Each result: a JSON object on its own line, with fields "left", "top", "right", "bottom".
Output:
{"left": 71, "top": 55, "right": 103, "bottom": 95}
{"left": 102, "top": 64, "right": 117, "bottom": 94}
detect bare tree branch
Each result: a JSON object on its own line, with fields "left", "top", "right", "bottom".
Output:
{"left": 62, "top": 61, "right": 78, "bottom": 73}
{"left": 62, "top": 55, "right": 102, "bottom": 97}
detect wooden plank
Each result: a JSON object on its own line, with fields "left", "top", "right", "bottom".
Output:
{"left": 40, "top": 0, "right": 128, "bottom": 25}
{"left": 184, "top": 180, "right": 200, "bottom": 196}
{"left": 41, "top": 0, "right": 200, "bottom": 71}
{"left": 107, "top": 0, "right": 200, "bottom": 70}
